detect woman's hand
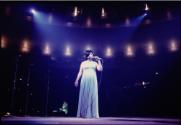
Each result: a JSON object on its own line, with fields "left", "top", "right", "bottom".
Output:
{"left": 74, "top": 80, "right": 79, "bottom": 87}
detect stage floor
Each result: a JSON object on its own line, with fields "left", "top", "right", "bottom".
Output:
{"left": 1, "top": 117, "right": 180, "bottom": 125}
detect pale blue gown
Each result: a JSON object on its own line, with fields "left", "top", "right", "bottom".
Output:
{"left": 77, "top": 61, "right": 99, "bottom": 118}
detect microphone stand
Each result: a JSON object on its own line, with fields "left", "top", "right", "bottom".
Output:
{"left": 45, "top": 58, "right": 51, "bottom": 116}
{"left": 10, "top": 54, "right": 21, "bottom": 115}
{"left": 24, "top": 64, "right": 32, "bottom": 116}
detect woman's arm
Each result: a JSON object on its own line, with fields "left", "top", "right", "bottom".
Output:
{"left": 96, "top": 60, "right": 103, "bottom": 71}
{"left": 74, "top": 62, "right": 83, "bottom": 87}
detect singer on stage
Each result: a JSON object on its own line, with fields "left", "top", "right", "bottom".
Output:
{"left": 74, "top": 50, "right": 103, "bottom": 118}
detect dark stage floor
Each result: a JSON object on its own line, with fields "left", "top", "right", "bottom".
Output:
{"left": 1, "top": 117, "right": 180, "bottom": 125}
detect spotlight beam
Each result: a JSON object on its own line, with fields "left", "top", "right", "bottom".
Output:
{"left": 30, "top": 8, "right": 37, "bottom": 15}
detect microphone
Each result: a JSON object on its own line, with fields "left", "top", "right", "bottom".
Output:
{"left": 93, "top": 56, "right": 102, "bottom": 60}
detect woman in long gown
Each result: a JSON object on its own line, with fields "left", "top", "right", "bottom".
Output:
{"left": 74, "top": 50, "right": 103, "bottom": 118}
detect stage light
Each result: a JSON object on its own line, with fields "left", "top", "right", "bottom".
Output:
{"left": 105, "top": 47, "right": 113, "bottom": 57}
{"left": 64, "top": 45, "right": 72, "bottom": 56}
{"left": 125, "top": 44, "right": 135, "bottom": 57}
{"left": 142, "top": 81, "right": 146, "bottom": 86}
{"left": 145, "top": 19, "right": 151, "bottom": 25}
{"left": 105, "top": 23, "right": 112, "bottom": 28}
{"left": 1, "top": 35, "right": 8, "bottom": 49}
{"left": 125, "top": 17, "right": 130, "bottom": 26}
{"left": 43, "top": 43, "right": 51, "bottom": 55}
{"left": 51, "top": 56, "right": 56, "bottom": 61}
{"left": 66, "top": 22, "right": 73, "bottom": 27}
{"left": 4, "top": 112, "right": 11, "bottom": 116}
{"left": 146, "top": 42, "right": 156, "bottom": 55}
{"left": 101, "top": 7, "right": 107, "bottom": 18}
{"left": 167, "top": 11, "right": 172, "bottom": 20}
{"left": 86, "top": 17, "right": 92, "bottom": 28}
{"left": 48, "top": 14, "right": 53, "bottom": 24}
{"left": 168, "top": 39, "right": 179, "bottom": 52}
{"left": 141, "top": 81, "right": 149, "bottom": 88}
{"left": 85, "top": 45, "right": 92, "bottom": 51}
{"left": 21, "top": 39, "right": 31, "bottom": 53}
{"left": 145, "top": 4, "right": 149, "bottom": 11}
{"left": 26, "top": 15, "right": 32, "bottom": 22}
{"left": 30, "top": 8, "right": 37, "bottom": 15}
{"left": 72, "top": 6, "right": 79, "bottom": 17}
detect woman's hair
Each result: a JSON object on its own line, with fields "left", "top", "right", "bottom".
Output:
{"left": 84, "top": 50, "right": 94, "bottom": 59}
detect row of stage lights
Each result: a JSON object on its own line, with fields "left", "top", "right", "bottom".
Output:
{"left": 30, "top": 5, "right": 175, "bottom": 29}
{"left": 3, "top": 4, "right": 175, "bottom": 31}
{"left": 70, "top": 4, "right": 150, "bottom": 18}
{"left": 70, "top": 4, "right": 149, "bottom": 18}
{"left": 27, "top": 4, "right": 173, "bottom": 28}
{"left": 31, "top": 4, "right": 149, "bottom": 18}
{"left": 28, "top": 4, "right": 173, "bottom": 28}
{"left": 5, "top": 4, "right": 150, "bottom": 19}
{"left": 1, "top": 36, "right": 179, "bottom": 58}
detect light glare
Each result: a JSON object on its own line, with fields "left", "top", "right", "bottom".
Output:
{"left": 65, "top": 45, "right": 72, "bottom": 56}
{"left": 21, "top": 39, "right": 30, "bottom": 53}
{"left": 1, "top": 35, "right": 8, "bottom": 49}
{"left": 125, "top": 44, "right": 134, "bottom": 57}
{"left": 43, "top": 43, "right": 51, "bottom": 55}
{"left": 105, "top": 47, "right": 113, "bottom": 57}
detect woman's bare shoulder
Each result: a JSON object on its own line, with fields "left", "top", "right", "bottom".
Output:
{"left": 81, "top": 60, "right": 86, "bottom": 65}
